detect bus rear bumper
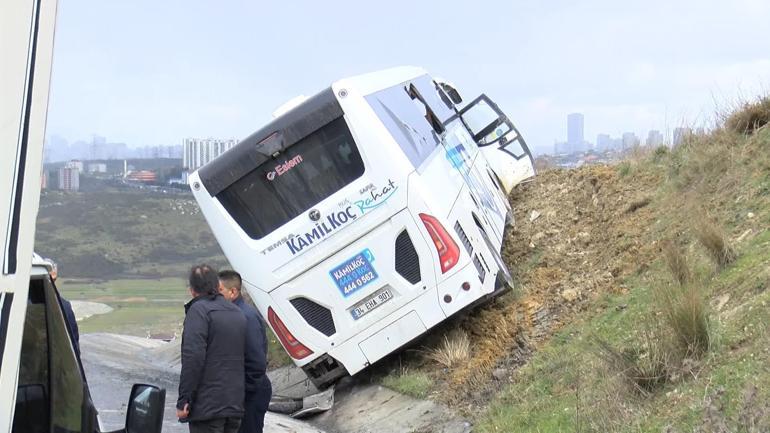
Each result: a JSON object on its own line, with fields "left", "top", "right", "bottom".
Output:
{"left": 318, "top": 260, "right": 495, "bottom": 379}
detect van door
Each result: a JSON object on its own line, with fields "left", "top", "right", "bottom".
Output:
{"left": 454, "top": 95, "right": 535, "bottom": 194}
{"left": 0, "top": 0, "right": 58, "bottom": 429}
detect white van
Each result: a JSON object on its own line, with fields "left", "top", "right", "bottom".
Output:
{"left": 1, "top": 1, "right": 166, "bottom": 431}
{"left": 189, "top": 67, "right": 534, "bottom": 387}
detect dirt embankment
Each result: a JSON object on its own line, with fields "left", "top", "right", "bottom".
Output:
{"left": 441, "top": 164, "right": 664, "bottom": 410}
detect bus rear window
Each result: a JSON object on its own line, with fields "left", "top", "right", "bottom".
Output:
{"left": 217, "top": 117, "right": 365, "bottom": 239}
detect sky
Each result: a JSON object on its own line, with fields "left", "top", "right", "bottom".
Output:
{"left": 46, "top": 0, "right": 770, "bottom": 154}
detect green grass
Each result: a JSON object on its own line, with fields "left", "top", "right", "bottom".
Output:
{"left": 382, "top": 369, "right": 434, "bottom": 399}
{"left": 58, "top": 277, "right": 188, "bottom": 335}
{"left": 35, "top": 188, "right": 227, "bottom": 279}
{"left": 477, "top": 217, "right": 770, "bottom": 432}
{"left": 59, "top": 276, "right": 294, "bottom": 368}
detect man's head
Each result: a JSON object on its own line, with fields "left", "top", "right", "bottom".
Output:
{"left": 188, "top": 264, "right": 219, "bottom": 298}
{"left": 218, "top": 270, "right": 242, "bottom": 302}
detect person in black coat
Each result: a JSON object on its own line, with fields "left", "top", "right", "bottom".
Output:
{"left": 218, "top": 270, "right": 272, "bottom": 433}
{"left": 177, "top": 264, "right": 247, "bottom": 433}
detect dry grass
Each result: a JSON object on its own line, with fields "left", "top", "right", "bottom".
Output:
{"left": 625, "top": 197, "right": 652, "bottom": 214}
{"left": 662, "top": 240, "right": 692, "bottom": 287}
{"left": 594, "top": 331, "right": 671, "bottom": 395}
{"left": 725, "top": 96, "right": 770, "bottom": 135}
{"left": 425, "top": 330, "right": 471, "bottom": 368}
{"left": 656, "top": 283, "right": 710, "bottom": 357}
{"left": 695, "top": 219, "right": 737, "bottom": 269}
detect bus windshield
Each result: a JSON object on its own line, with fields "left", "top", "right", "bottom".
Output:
{"left": 216, "top": 117, "right": 365, "bottom": 239}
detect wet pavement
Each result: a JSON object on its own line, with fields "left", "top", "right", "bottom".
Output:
{"left": 81, "top": 333, "right": 327, "bottom": 433}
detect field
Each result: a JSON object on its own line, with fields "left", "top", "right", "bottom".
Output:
{"left": 38, "top": 185, "right": 291, "bottom": 368}
{"left": 35, "top": 187, "right": 227, "bottom": 279}
{"left": 58, "top": 277, "right": 187, "bottom": 335}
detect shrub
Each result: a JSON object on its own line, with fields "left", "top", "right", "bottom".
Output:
{"left": 617, "top": 162, "right": 631, "bottom": 177}
{"left": 725, "top": 96, "right": 770, "bottom": 135}
{"left": 662, "top": 240, "right": 691, "bottom": 287}
{"left": 695, "top": 219, "right": 737, "bottom": 268}
{"left": 424, "top": 330, "right": 471, "bottom": 368}
{"left": 653, "top": 145, "right": 670, "bottom": 162}
{"left": 594, "top": 332, "right": 671, "bottom": 395}
{"left": 655, "top": 283, "right": 710, "bottom": 357}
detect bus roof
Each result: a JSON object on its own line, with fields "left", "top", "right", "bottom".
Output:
{"left": 195, "top": 66, "right": 431, "bottom": 197}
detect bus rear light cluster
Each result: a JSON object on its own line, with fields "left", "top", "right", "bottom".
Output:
{"left": 419, "top": 213, "right": 460, "bottom": 273}
{"left": 268, "top": 306, "right": 313, "bottom": 360}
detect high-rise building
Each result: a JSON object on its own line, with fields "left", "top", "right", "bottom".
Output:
{"left": 65, "top": 160, "right": 83, "bottom": 172}
{"left": 596, "top": 133, "right": 611, "bottom": 151}
{"left": 58, "top": 167, "right": 80, "bottom": 192}
{"left": 88, "top": 163, "right": 107, "bottom": 173}
{"left": 567, "top": 113, "right": 585, "bottom": 152}
{"left": 673, "top": 127, "right": 692, "bottom": 146}
{"left": 622, "top": 132, "right": 640, "bottom": 149}
{"left": 183, "top": 138, "right": 238, "bottom": 171}
{"left": 646, "top": 130, "right": 664, "bottom": 147}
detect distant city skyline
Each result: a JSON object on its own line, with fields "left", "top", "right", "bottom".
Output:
{"left": 45, "top": 0, "right": 770, "bottom": 157}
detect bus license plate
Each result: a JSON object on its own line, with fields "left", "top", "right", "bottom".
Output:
{"left": 351, "top": 288, "right": 393, "bottom": 320}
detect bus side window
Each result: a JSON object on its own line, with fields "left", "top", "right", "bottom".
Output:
{"left": 365, "top": 84, "right": 440, "bottom": 169}
{"left": 13, "top": 279, "right": 50, "bottom": 433}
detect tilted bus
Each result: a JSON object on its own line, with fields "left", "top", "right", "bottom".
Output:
{"left": 189, "top": 66, "right": 534, "bottom": 387}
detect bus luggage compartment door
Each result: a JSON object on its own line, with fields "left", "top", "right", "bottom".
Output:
{"left": 358, "top": 311, "right": 426, "bottom": 363}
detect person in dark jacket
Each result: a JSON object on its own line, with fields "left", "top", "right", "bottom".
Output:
{"left": 177, "top": 264, "right": 247, "bottom": 433}
{"left": 218, "top": 270, "right": 272, "bottom": 433}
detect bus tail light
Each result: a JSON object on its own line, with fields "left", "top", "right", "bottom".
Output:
{"left": 419, "top": 213, "right": 460, "bottom": 273}
{"left": 268, "top": 306, "right": 313, "bottom": 360}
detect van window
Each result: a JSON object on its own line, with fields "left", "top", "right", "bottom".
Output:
{"left": 13, "top": 280, "right": 49, "bottom": 433}
{"left": 46, "top": 278, "right": 86, "bottom": 432}
{"left": 14, "top": 277, "right": 91, "bottom": 433}
{"left": 217, "top": 117, "right": 365, "bottom": 239}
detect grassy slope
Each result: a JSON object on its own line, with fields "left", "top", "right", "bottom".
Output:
{"left": 478, "top": 126, "right": 770, "bottom": 431}
{"left": 35, "top": 188, "right": 227, "bottom": 279}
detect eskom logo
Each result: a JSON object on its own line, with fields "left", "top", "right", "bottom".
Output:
{"left": 286, "top": 206, "right": 358, "bottom": 255}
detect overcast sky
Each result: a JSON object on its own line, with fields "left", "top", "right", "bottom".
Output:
{"left": 46, "top": 0, "right": 770, "bottom": 154}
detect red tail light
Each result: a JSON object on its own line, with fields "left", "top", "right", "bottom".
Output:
{"left": 419, "top": 213, "right": 460, "bottom": 273}
{"left": 268, "top": 307, "right": 313, "bottom": 360}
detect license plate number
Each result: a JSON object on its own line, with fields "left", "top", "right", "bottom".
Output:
{"left": 351, "top": 288, "right": 393, "bottom": 320}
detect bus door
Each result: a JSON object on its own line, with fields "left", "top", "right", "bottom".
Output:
{"left": 454, "top": 95, "right": 535, "bottom": 194}
{"left": 405, "top": 77, "right": 508, "bottom": 245}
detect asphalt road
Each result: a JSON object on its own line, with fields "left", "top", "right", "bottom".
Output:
{"left": 80, "top": 333, "right": 327, "bottom": 433}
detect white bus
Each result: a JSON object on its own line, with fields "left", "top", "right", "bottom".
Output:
{"left": 189, "top": 67, "right": 534, "bottom": 387}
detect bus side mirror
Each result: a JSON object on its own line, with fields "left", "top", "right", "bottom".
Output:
{"left": 125, "top": 384, "right": 165, "bottom": 433}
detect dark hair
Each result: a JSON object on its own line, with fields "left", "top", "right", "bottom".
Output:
{"left": 218, "top": 269, "right": 242, "bottom": 291}
{"left": 188, "top": 264, "right": 219, "bottom": 295}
